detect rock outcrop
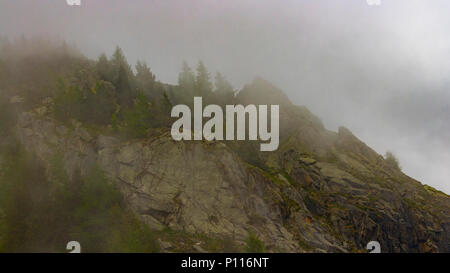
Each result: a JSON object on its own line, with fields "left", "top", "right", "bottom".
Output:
{"left": 14, "top": 81, "right": 450, "bottom": 252}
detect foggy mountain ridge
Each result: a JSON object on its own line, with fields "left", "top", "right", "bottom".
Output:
{"left": 1, "top": 31, "right": 449, "bottom": 194}
{"left": 0, "top": 32, "right": 449, "bottom": 253}
{"left": 0, "top": 0, "right": 449, "bottom": 254}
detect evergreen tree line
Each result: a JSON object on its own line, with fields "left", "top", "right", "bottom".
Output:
{"left": 0, "top": 38, "right": 236, "bottom": 138}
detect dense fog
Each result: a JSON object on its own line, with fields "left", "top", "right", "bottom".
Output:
{"left": 0, "top": 0, "right": 449, "bottom": 193}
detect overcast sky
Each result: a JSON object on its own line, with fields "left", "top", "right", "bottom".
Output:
{"left": 1, "top": 0, "right": 449, "bottom": 193}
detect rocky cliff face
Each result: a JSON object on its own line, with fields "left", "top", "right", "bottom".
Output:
{"left": 14, "top": 82, "right": 449, "bottom": 253}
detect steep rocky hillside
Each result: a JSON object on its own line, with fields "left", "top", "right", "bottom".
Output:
{"left": 13, "top": 79, "right": 449, "bottom": 253}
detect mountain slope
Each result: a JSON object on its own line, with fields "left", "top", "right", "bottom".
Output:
{"left": 13, "top": 78, "right": 449, "bottom": 253}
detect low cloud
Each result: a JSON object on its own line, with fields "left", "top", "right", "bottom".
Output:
{"left": 1, "top": 0, "right": 449, "bottom": 192}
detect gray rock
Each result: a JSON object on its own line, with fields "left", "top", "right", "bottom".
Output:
{"left": 13, "top": 110, "right": 450, "bottom": 253}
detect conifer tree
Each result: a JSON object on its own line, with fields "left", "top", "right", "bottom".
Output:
{"left": 135, "top": 61, "right": 156, "bottom": 97}
{"left": 215, "top": 72, "right": 235, "bottom": 104}
{"left": 195, "top": 61, "right": 212, "bottom": 97}
{"left": 178, "top": 61, "right": 195, "bottom": 96}
{"left": 111, "top": 47, "right": 134, "bottom": 105}
{"left": 97, "top": 53, "right": 111, "bottom": 81}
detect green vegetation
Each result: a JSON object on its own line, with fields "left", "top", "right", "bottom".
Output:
{"left": 403, "top": 197, "right": 423, "bottom": 210}
{"left": 1, "top": 37, "right": 448, "bottom": 253}
{"left": 0, "top": 98, "right": 16, "bottom": 137}
{"left": 0, "top": 146, "right": 159, "bottom": 253}
{"left": 0, "top": 38, "right": 244, "bottom": 252}
{"left": 120, "top": 91, "right": 154, "bottom": 138}
{"left": 154, "top": 227, "right": 241, "bottom": 253}
{"left": 245, "top": 231, "right": 265, "bottom": 253}
{"left": 385, "top": 151, "right": 401, "bottom": 171}
{"left": 423, "top": 185, "right": 448, "bottom": 197}
{"left": 0, "top": 38, "right": 237, "bottom": 137}
{"left": 53, "top": 76, "right": 117, "bottom": 125}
